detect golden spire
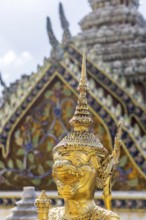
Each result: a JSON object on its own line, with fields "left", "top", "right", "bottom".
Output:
{"left": 69, "top": 53, "right": 93, "bottom": 132}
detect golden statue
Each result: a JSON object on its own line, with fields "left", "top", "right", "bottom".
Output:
{"left": 35, "top": 54, "right": 122, "bottom": 220}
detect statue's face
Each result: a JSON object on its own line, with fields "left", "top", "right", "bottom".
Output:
{"left": 52, "top": 150, "right": 97, "bottom": 200}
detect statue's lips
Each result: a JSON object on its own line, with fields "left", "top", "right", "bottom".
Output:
{"left": 56, "top": 181, "right": 77, "bottom": 197}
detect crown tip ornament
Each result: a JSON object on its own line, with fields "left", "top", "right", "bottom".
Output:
{"left": 79, "top": 52, "right": 87, "bottom": 89}
{"left": 69, "top": 53, "right": 93, "bottom": 132}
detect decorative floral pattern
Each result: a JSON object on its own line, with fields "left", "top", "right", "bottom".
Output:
{"left": 112, "top": 149, "right": 145, "bottom": 190}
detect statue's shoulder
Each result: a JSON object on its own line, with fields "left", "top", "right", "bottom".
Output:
{"left": 48, "top": 207, "right": 64, "bottom": 220}
{"left": 92, "top": 206, "right": 120, "bottom": 220}
{"left": 48, "top": 206, "right": 120, "bottom": 220}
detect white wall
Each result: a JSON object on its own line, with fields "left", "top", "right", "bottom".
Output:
{"left": 116, "top": 210, "right": 146, "bottom": 220}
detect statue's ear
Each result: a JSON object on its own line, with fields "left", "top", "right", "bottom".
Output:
{"left": 96, "top": 167, "right": 109, "bottom": 189}
{"left": 90, "top": 155, "right": 100, "bottom": 169}
{"left": 95, "top": 156, "right": 111, "bottom": 189}
{"left": 102, "top": 155, "right": 114, "bottom": 174}
{"left": 96, "top": 177, "right": 104, "bottom": 189}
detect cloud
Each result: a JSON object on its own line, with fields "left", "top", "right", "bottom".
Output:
{"left": 14, "top": 51, "right": 33, "bottom": 67}
{"left": 0, "top": 50, "right": 33, "bottom": 67}
{"left": 0, "top": 51, "right": 16, "bottom": 65}
{"left": 0, "top": 50, "right": 34, "bottom": 90}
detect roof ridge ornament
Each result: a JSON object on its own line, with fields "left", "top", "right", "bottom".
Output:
{"left": 46, "top": 17, "right": 63, "bottom": 59}
{"left": 46, "top": 16, "right": 59, "bottom": 49}
{"left": 59, "top": 2, "right": 72, "bottom": 45}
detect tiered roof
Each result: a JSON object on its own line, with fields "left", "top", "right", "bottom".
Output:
{"left": 76, "top": 0, "right": 146, "bottom": 80}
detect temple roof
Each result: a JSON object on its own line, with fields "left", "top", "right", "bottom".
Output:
{"left": 0, "top": 43, "right": 146, "bottom": 177}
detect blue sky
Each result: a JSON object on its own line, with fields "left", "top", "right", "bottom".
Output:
{"left": 0, "top": 0, "right": 146, "bottom": 90}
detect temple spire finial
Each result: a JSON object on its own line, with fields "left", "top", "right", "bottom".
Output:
{"left": 59, "top": 2, "right": 71, "bottom": 44}
{"left": 69, "top": 53, "right": 93, "bottom": 132}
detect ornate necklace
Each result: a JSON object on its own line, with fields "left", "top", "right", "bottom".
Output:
{"left": 60, "top": 209, "right": 94, "bottom": 220}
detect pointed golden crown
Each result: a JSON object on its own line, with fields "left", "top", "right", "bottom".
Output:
{"left": 53, "top": 54, "right": 107, "bottom": 157}
{"left": 69, "top": 53, "right": 93, "bottom": 132}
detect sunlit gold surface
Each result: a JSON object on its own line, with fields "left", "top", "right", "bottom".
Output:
{"left": 35, "top": 54, "right": 122, "bottom": 220}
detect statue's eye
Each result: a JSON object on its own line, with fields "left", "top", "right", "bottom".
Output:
{"left": 59, "top": 152, "right": 70, "bottom": 157}
{"left": 76, "top": 159, "right": 84, "bottom": 166}
{"left": 63, "top": 154, "right": 70, "bottom": 157}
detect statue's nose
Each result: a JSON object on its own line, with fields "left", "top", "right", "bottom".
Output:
{"left": 53, "top": 160, "right": 71, "bottom": 171}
